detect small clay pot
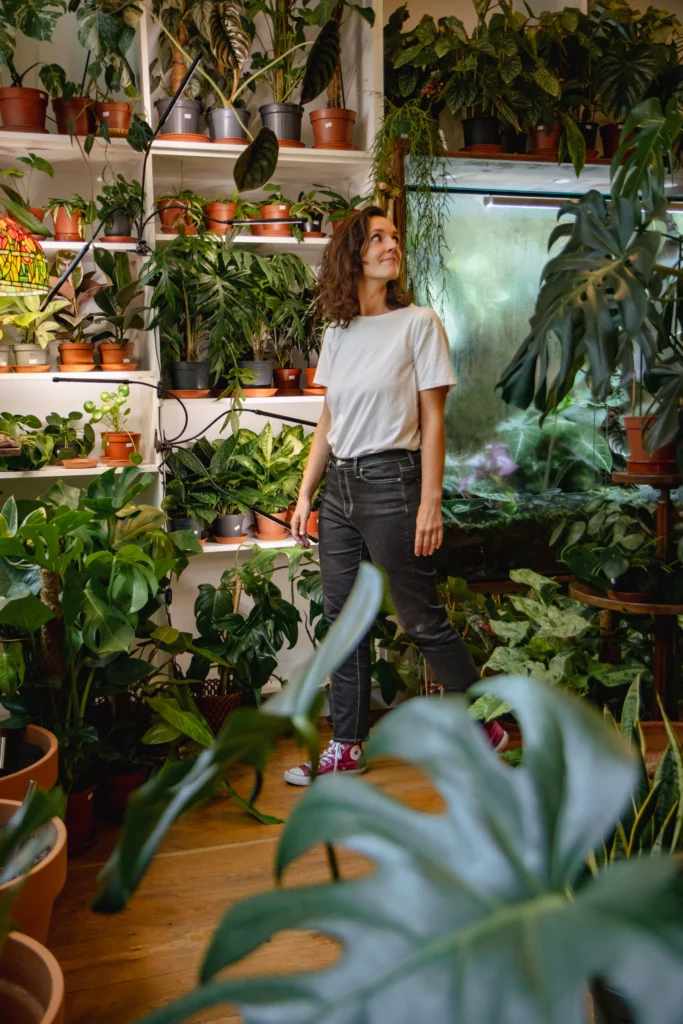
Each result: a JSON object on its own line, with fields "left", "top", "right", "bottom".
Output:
{"left": 51, "top": 207, "right": 85, "bottom": 242}
{"left": 530, "top": 121, "right": 561, "bottom": 156}
{"left": 99, "top": 341, "right": 134, "bottom": 365}
{"left": 273, "top": 367, "right": 301, "bottom": 391}
{"left": 100, "top": 767, "right": 149, "bottom": 822}
{"left": 304, "top": 367, "right": 320, "bottom": 388}
{"left": 65, "top": 783, "right": 97, "bottom": 852}
{"left": 58, "top": 342, "right": 94, "bottom": 365}
{"left": 0, "top": 86, "right": 48, "bottom": 131}
{"left": 306, "top": 509, "right": 319, "bottom": 536}
{"left": 624, "top": 416, "right": 678, "bottom": 476}
{"left": 0, "top": 725, "right": 59, "bottom": 801}
{"left": 95, "top": 101, "right": 132, "bottom": 138}
{"left": 259, "top": 203, "right": 292, "bottom": 236}
{"left": 102, "top": 431, "right": 141, "bottom": 461}
{"left": 204, "top": 201, "right": 237, "bottom": 235}
{"left": 53, "top": 96, "right": 96, "bottom": 136}
{"left": 157, "top": 198, "right": 194, "bottom": 233}
{"left": 310, "top": 107, "right": 356, "bottom": 148}
{"left": 0, "top": 931, "right": 65, "bottom": 1024}
{"left": 249, "top": 217, "right": 263, "bottom": 236}
{"left": 255, "top": 511, "right": 290, "bottom": 540}
{"left": 62, "top": 458, "right": 98, "bottom": 469}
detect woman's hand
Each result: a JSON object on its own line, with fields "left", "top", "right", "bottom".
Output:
{"left": 415, "top": 497, "right": 443, "bottom": 557}
{"left": 290, "top": 495, "right": 312, "bottom": 547}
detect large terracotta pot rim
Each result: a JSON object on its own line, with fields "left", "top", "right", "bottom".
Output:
{"left": 1, "top": 930, "right": 65, "bottom": 1024}
{"left": 0, "top": 800, "right": 67, "bottom": 901}
{"left": 0, "top": 725, "right": 58, "bottom": 800}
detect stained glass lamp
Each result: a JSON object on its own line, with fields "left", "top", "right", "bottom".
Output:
{"left": 0, "top": 214, "right": 49, "bottom": 297}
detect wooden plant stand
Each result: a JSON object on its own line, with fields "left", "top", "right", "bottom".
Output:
{"left": 569, "top": 471, "right": 682, "bottom": 719}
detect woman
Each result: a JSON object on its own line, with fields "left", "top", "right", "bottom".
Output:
{"left": 285, "top": 207, "right": 507, "bottom": 786}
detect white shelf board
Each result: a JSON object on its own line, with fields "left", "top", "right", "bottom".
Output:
{"left": 444, "top": 155, "right": 683, "bottom": 195}
{"left": 0, "top": 371, "right": 157, "bottom": 382}
{"left": 203, "top": 537, "right": 316, "bottom": 553}
{"left": 160, "top": 394, "right": 324, "bottom": 408}
{"left": 0, "top": 132, "right": 142, "bottom": 171}
{"left": 0, "top": 462, "right": 159, "bottom": 479}
{"left": 150, "top": 138, "right": 372, "bottom": 191}
{"left": 155, "top": 232, "right": 328, "bottom": 260}
{"left": 40, "top": 240, "right": 139, "bottom": 254}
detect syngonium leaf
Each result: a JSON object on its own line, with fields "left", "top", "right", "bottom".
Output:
{"left": 132, "top": 678, "right": 683, "bottom": 1024}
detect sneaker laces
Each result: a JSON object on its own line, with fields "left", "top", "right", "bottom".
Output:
{"left": 319, "top": 740, "right": 345, "bottom": 769}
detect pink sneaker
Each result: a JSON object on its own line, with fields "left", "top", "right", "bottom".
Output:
{"left": 284, "top": 739, "right": 367, "bottom": 787}
{"left": 484, "top": 720, "right": 509, "bottom": 753}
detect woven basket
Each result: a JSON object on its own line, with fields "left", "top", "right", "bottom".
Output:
{"left": 196, "top": 678, "right": 244, "bottom": 735}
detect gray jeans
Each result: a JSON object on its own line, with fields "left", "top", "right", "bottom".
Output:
{"left": 319, "top": 448, "right": 479, "bottom": 743}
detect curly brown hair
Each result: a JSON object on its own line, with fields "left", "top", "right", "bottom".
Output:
{"left": 316, "top": 206, "right": 411, "bottom": 327}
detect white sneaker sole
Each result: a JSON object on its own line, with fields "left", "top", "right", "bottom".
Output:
{"left": 284, "top": 764, "right": 368, "bottom": 787}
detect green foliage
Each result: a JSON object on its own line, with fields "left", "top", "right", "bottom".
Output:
{"left": 97, "top": 175, "right": 143, "bottom": 228}
{"left": 88, "top": 248, "right": 145, "bottom": 347}
{"left": 125, "top": 676, "right": 683, "bottom": 1024}
{"left": 0, "top": 294, "right": 69, "bottom": 349}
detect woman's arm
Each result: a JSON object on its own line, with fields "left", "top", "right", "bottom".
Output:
{"left": 291, "top": 400, "right": 332, "bottom": 548}
{"left": 415, "top": 386, "right": 448, "bottom": 557}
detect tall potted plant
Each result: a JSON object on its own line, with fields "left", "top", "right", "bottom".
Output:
{"left": 88, "top": 248, "right": 144, "bottom": 368}
{"left": 50, "top": 253, "right": 105, "bottom": 370}
{"left": 0, "top": 0, "right": 62, "bottom": 132}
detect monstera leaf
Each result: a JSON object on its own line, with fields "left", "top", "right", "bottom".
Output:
{"left": 134, "top": 677, "right": 683, "bottom": 1024}
{"left": 234, "top": 126, "right": 279, "bottom": 191}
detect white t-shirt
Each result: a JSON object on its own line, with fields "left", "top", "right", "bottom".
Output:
{"left": 314, "top": 304, "right": 456, "bottom": 459}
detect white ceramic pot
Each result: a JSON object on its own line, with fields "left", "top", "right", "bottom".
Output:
{"left": 12, "top": 345, "right": 48, "bottom": 367}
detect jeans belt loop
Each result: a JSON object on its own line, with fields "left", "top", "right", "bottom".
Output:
{"left": 407, "top": 450, "right": 414, "bottom": 467}
{"left": 353, "top": 457, "right": 360, "bottom": 478}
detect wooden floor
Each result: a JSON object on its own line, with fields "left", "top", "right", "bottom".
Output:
{"left": 49, "top": 730, "right": 442, "bottom": 1023}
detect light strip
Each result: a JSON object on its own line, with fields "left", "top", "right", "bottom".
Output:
{"left": 483, "top": 195, "right": 579, "bottom": 210}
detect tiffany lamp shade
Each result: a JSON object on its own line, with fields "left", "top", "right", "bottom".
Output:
{"left": 0, "top": 214, "right": 49, "bottom": 297}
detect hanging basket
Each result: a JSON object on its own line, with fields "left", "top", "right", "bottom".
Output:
{"left": 196, "top": 678, "right": 244, "bottom": 735}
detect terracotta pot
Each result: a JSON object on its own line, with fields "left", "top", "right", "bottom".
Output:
{"left": 0, "top": 726, "right": 59, "bottom": 801}
{"left": 606, "top": 589, "right": 654, "bottom": 604}
{"left": 273, "top": 367, "right": 301, "bottom": 390}
{"left": 204, "top": 201, "right": 237, "bottom": 235}
{"left": 530, "top": 121, "right": 561, "bottom": 155}
{"left": 249, "top": 217, "right": 263, "bottom": 236}
{"left": 624, "top": 416, "right": 678, "bottom": 476}
{"left": 310, "top": 107, "right": 356, "bottom": 148}
{"left": 53, "top": 96, "right": 96, "bottom": 137}
{"left": 0, "top": 87, "right": 48, "bottom": 132}
{"left": 100, "top": 767, "right": 149, "bottom": 822}
{"left": 0, "top": 801, "right": 67, "bottom": 944}
{"left": 65, "top": 783, "right": 97, "bottom": 852}
{"left": 259, "top": 203, "right": 292, "bottom": 236}
{"left": 304, "top": 367, "right": 321, "bottom": 388}
{"left": 58, "top": 342, "right": 94, "bottom": 365}
{"left": 103, "top": 431, "right": 141, "bottom": 461}
{"left": 51, "top": 207, "right": 85, "bottom": 242}
{"left": 600, "top": 122, "right": 623, "bottom": 159}
{"left": 95, "top": 101, "right": 132, "bottom": 138}
{"left": 306, "top": 509, "right": 319, "bottom": 535}
{"left": 255, "top": 511, "right": 289, "bottom": 540}
{"left": 639, "top": 720, "right": 683, "bottom": 754}
{"left": 0, "top": 931, "right": 65, "bottom": 1024}
{"left": 99, "top": 341, "right": 134, "bottom": 365}
{"left": 331, "top": 218, "right": 348, "bottom": 234}
{"left": 157, "top": 198, "right": 193, "bottom": 233}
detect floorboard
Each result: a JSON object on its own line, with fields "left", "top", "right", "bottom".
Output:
{"left": 50, "top": 731, "right": 441, "bottom": 1023}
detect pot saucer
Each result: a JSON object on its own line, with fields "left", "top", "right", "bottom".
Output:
{"left": 62, "top": 458, "right": 99, "bottom": 469}
{"left": 276, "top": 388, "right": 302, "bottom": 396}
{"left": 102, "top": 235, "right": 135, "bottom": 243}
{"left": 167, "top": 388, "right": 211, "bottom": 399}
{"left": 302, "top": 231, "right": 327, "bottom": 238}
{"left": 0, "top": 126, "right": 49, "bottom": 133}
{"left": 14, "top": 364, "right": 50, "bottom": 372}
{"left": 58, "top": 363, "right": 95, "bottom": 371}
{"left": 212, "top": 535, "right": 248, "bottom": 545}
{"left": 277, "top": 139, "right": 305, "bottom": 148}
{"left": 242, "top": 387, "right": 278, "bottom": 397}
{"left": 212, "top": 137, "right": 249, "bottom": 145}
{"left": 303, "top": 387, "right": 326, "bottom": 395}
{"left": 157, "top": 132, "right": 209, "bottom": 143}
{"left": 313, "top": 142, "right": 358, "bottom": 150}
{"left": 101, "top": 457, "right": 137, "bottom": 467}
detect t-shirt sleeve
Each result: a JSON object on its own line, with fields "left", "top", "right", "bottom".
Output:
{"left": 413, "top": 312, "right": 456, "bottom": 391}
{"left": 313, "top": 327, "right": 333, "bottom": 387}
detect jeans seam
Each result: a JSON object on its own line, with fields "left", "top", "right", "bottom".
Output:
{"left": 351, "top": 531, "right": 364, "bottom": 742}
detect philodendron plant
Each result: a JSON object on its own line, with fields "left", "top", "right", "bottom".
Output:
{"left": 113, "top": 675, "right": 683, "bottom": 1024}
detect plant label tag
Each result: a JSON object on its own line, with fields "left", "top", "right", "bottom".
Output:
{"left": 103, "top": 111, "right": 110, "bottom": 117}
{"left": 185, "top": 113, "right": 192, "bottom": 119}
{"left": 126, "top": 442, "right": 132, "bottom": 448}
{"left": 325, "top": 122, "right": 333, "bottom": 128}
{"left": 123, "top": 358, "right": 130, "bottom": 363}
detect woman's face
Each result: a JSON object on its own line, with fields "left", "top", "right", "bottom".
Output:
{"left": 360, "top": 216, "right": 401, "bottom": 283}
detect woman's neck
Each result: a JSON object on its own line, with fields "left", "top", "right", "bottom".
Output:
{"left": 357, "top": 278, "right": 390, "bottom": 317}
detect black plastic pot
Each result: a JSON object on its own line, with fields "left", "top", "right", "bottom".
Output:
{"left": 213, "top": 513, "right": 245, "bottom": 539}
{"left": 104, "top": 212, "right": 132, "bottom": 237}
{"left": 169, "top": 516, "right": 202, "bottom": 539}
{"left": 237, "top": 359, "right": 273, "bottom": 387}
{"left": 462, "top": 115, "right": 501, "bottom": 149}
{"left": 301, "top": 218, "right": 323, "bottom": 234}
{"left": 578, "top": 120, "right": 599, "bottom": 153}
{"left": 259, "top": 103, "right": 303, "bottom": 143}
{"left": 171, "top": 361, "right": 210, "bottom": 390}
{"left": 501, "top": 126, "right": 527, "bottom": 154}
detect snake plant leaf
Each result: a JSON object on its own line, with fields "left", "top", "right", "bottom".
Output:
{"left": 233, "top": 127, "right": 279, "bottom": 192}
{"left": 300, "top": 18, "right": 340, "bottom": 105}
{"left": 130, "top": 678, "right": 683, "bottom": 1024}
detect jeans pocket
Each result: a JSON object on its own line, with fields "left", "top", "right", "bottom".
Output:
{"left": 359, "top": 463, "right": 403, "bottom": 483}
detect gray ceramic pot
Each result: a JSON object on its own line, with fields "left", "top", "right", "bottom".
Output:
{"left": 259, "top": 103, "right": 302, "bottom": 142}
{"left": 171, "top": 361, "right": 210, "bottom": 390}
{"left": 207, "top": 107, "right": 250, "bottom": 141}
{"left": 0, "top": 346, "right": 10, "bottom": 367}
{"left": 155, "top": 97, "right": 201, "bottom": 136}
{"left": 104, "top": 212, "right": 132, "bottom": 237}
{"left": 237, "top": 359, "right": 274, "bottom": 387}
{"left": 13, "top": 344, "right": 47, "bottom": 366}
{"left": 169, "top": 516, "right": 201, "bottom": 539}
{"left": 213, "top": 513, "right": 245, "bottom": 539}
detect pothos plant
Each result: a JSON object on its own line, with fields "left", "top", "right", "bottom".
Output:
{"left": 0, "top": 473, "right": 201, "bottom": 788}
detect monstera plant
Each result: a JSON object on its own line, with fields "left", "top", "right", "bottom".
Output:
{"left": 497, "top": 97, "right": 683, "bottom": 456}
{"left": 118, "top": 675, "right": 683, "bottom": 1024}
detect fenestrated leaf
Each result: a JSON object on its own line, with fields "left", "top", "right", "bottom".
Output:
{"left": 82, "top": 580, "right": 135, "bottom": 654}
{"left": 300, "top": 18, "right": 340, "bottom": 105}
{"left": 233, "top": 127, "right": 279, "bottom": 192}
{"left": 131, "top": 678, "right": 683, "bottom": 1024}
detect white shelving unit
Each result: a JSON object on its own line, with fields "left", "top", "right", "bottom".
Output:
{"left": 0, "top": 463, "right": 158, "bottom": 479}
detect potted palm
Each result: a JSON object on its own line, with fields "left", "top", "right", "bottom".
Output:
{"left": 44, "top": 194, "right": 95, "bottom": 243}
{"left": 96, "top": 175, "right": 143, "bottom": 242}
{"left": 0, "top": 156, "right": 55, "bottom": 238}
